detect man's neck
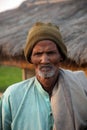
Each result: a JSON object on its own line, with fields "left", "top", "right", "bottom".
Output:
{"left": 36, "top": 71, "right": 59, "bottom": 95}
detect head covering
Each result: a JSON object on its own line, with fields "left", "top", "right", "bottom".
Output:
{"left": 24, "top": 22, "right": 67, "bottom": 63}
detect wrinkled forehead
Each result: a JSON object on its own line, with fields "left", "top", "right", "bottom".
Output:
{"left": 31, "top": 40, "right": 62, "bottom": 59}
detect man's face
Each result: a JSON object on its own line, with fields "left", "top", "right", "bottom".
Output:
{"left": 31, "top": 40, "right": 62, "bottom": 79}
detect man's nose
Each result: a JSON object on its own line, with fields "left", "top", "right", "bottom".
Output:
{"left": 41, "top": 54, "right": 50, "bottom": 63}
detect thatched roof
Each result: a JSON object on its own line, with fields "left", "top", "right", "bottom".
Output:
{"left": 0, "top": 0, "right": 87, "bottom": 67}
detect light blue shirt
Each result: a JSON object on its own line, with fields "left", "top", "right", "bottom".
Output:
{"left": 1, "top": 69, "right": 87, "bottom": 130}
{"left": 1, "top": 77, "right": 54, "bottom": 130}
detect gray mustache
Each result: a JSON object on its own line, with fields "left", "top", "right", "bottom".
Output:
{"left": 39, "top": 64, "right": 53, "bottom": 69}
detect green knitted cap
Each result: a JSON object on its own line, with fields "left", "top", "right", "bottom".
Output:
{"left": 24, "top": 22, "right": 67, "bottom": 63}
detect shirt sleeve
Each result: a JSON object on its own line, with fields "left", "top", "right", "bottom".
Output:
{"left": 1, "top": 92, "right": 12, "bottom": 130}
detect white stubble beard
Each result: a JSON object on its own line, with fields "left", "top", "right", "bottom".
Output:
{"left": 37, "top": 65, "right": 57, "bottom": 79}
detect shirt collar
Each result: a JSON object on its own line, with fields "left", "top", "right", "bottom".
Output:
{"left": 35, "top": 77, "right": 49, "bottom": 97}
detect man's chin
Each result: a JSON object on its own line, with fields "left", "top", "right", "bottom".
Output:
{"left": 38, "top": 71, "right": 55, "bottom": 79}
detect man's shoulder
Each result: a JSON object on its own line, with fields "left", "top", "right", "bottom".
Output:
{"left": 61, "top": 68, "right": 86, "bottom": 78}
{"left": 3, "top": 76, "right": 35, "bottom": 97}
{"left": 60, "top": 68, "right": 87, "bottom": 90}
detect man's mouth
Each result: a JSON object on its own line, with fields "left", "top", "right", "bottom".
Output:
{"left": 37, "top": 64, "right": 56, "bottom": 78}
{"left": 39, "top": 65, "right": 52, "bottom": 72}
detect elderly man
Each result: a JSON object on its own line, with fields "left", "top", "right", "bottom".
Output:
{"left": 0, "top": 22, "right": 87, "bottom": 130}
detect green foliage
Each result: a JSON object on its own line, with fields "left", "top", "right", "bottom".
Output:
{"left": 0, "top": 65, "right": 22, "bottom": 92}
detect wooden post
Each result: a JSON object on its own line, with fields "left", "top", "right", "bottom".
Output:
{"left": 22, "top": 68, "right": 35, "bottom": 80}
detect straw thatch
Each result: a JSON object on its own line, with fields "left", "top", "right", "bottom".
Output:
{"left": 0, "top": 0, "right": 87, "bottom": 68}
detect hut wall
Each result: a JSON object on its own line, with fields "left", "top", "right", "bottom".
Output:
{"left": 0, "top": 60, "right": 87, "bottom": 79}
